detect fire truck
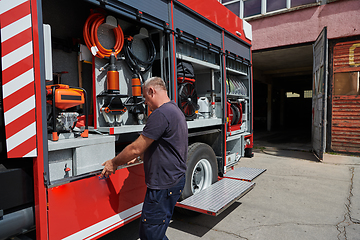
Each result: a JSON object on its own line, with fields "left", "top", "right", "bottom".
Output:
{"left": 0, "top": 0, "right": 265, "bottom": 239}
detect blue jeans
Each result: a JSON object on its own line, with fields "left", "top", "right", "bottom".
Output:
{"left": 139, "top": 176, "right": 185, "bottom": 240}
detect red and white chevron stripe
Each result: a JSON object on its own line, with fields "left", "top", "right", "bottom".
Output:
{"left": 0, "top": 0, "right": 37, "bottom": 158}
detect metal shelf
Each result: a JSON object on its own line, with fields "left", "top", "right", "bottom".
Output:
{"left": 226, "top": 67, "right": 247, "bottom": 76}
{"left": 48, "top": 134, "right": 115, "bottom": 151}
{"left": 90, "top": 118, "right": 222, "bottom": 134}
{"left": 176, "top": 54, "right": 220, "bottom": 71}
{"left": 227, "top": 94, "right": 249, "bottom": 99}
{"left": 187, "top": 118, "right": 222, "bottom": 129}
{"left": 226, "top": 131, "right": 250, "bottom": 141}
{"left": 89, "top": 125, "right": 145, "bottom": 135}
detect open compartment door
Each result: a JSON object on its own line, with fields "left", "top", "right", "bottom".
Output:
{"left": 312, "top": 27, "right": 328, "bottom": 160}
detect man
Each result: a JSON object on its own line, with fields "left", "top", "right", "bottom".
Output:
{"left": 101, "top": 77, "right": 188, "bottom": 240}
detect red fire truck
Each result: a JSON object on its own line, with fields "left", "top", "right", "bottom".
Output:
{"left": 0, "top": 0, "right": 265, "bottom": 239}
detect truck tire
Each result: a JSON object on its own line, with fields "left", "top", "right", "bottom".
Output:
{"left": 179, "top": 142, "right": 218, "bottom": 201}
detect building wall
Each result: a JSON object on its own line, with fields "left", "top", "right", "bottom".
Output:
{"left": 248, "top": 0, "right": 360, "bottom": 50}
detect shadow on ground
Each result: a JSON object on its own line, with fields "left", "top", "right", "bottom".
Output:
{"left": 170, "top": 202, "right": 242, "bottom": 238}
{"left": 253, "top": 128, "right": 318, "bottom": 161}
{"left": 259, "top": 148, "right": 318, "bottom": 162}
{"left": 254, "top": 128, "right": 312, "bottom": 151}
{"left": 98, "top": 202, "right": 244, "bottom": 240}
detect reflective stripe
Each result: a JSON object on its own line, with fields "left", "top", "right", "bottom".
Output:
{"left": 2, "top": 69, "right": 34, "bottom": 98}
{"left": 0, "top": 0, "right": 28, "bottom": 15}
{"left": 0, "top": 14, "right": 32, "bottom": 42}
{"left": 1, "top": 40, "right": 33, "bottom": 70}
{"left": 4, "top": 95, "right": 35, "bottom": 125}
{"left": 6, "top": 121, "right": 36, "bottom": 151}
{"left": 63, "top": 203, "right": 143, "bottom": 240}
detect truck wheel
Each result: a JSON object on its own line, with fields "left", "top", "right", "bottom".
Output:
{"left": 179, "top": 142, "right": 218, "bottom": 201}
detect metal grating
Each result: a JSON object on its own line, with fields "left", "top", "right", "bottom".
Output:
{"left": 176, "top": 178, "right": 254, "bottom": 216}
{"left": 224, "top": 167, "right": 266, "bottom": 182}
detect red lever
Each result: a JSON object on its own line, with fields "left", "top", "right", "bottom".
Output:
{"left": 64, "top": 164, "right": 71, "bottom": 172}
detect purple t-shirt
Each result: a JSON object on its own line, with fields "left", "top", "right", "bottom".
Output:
{"left": 142, "top": 100, "right": 188, "bottom": 189}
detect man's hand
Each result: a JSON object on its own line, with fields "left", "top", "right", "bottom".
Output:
{"left": 100, "top": 159, "right": 117, "bottom": 178}
{"left": 100, "top": 134, "right": 153, "bottom": 179}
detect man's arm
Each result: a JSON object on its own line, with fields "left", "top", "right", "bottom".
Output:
{"left": 101, "top": 134, "right": 154, "bottom": 178}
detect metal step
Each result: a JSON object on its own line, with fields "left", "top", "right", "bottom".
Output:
{"left": 176, "top": 178, "right": 254, "bottom": 216}
{"left": 224, "top": 167, "right": 266, "bottom": 182}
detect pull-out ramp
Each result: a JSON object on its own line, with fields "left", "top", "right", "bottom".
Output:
{"left": 176, "top": 167, "right": 266, "bottom": 216}
{"left": 176, "top": 178, "right": 254, "bottom": 216}
{"left": 224, "top": 167, "right": 266, "bottom": 182}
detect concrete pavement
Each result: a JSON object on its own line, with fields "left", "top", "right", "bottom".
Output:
{"left": 100, "top": 148, "right": 360, "bottom": 240}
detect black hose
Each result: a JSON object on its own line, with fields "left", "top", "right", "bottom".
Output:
{"left": 124, "top": 37, "right": 156, "bottom": 76}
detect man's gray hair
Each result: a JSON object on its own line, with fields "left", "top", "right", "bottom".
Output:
{"left": 143, "top": 77, "right": 167, "bottom": 91}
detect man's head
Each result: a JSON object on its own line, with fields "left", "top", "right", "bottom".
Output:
{"left": 143, "top": 77, "right": 167, "bottom": 92}
{"left": 143, "top": 77, "right": 169, "bottom": 111}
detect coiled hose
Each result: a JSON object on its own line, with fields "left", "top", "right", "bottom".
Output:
{"left": 83, "top": 12, "right": 124, "bottom": 58}
{"left": 124, "top": 36, "right": 156, "bottom": 74}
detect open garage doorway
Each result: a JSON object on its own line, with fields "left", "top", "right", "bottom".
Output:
{"left": 252, "top": 44, "right": 313, "bottom": 150}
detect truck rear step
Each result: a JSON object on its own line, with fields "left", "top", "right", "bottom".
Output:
{"left": 176, "top": 178, "right": 255, "bottom": 216}
{"left": 224, "top": 167, "right": 266, "bottom": 182}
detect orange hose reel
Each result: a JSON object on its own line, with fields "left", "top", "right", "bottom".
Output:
{"left": 83, "top": 12, "right": 124, "bottom": 59}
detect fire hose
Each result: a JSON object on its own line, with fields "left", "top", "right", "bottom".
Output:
{"left": 83, "top": 12, "right": 124, "bottom": 58}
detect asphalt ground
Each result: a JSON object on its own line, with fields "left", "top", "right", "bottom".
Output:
{"left": 100, "top": 144, "right": 360, "bottom": 240}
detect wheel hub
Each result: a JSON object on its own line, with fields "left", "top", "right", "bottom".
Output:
{"left": 193, "top": 166, "right": 203, "bottom": 186}
{"left": 191, "top": 159, "right": 213, "bottom": 194}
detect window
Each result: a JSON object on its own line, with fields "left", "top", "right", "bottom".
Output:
{"left": 221, "top": 0, "right": 319, "bottom": 19}
{"left": 286, "top": 92, "right": 300, "bottom": 98}
{"left": 304, "top": 90, "right": 312, "bottom": 98}
{"left": 226, "top": 2, "right": 241, "bottom": 16}
{"left": 334, "top": 72, "right": 360, "bottom": 95}
{"left": 267, "top": 0, "right": 287, "bottom": 12}
{"left": 291, "top": 0, "right": 317, "bottom": 8}
{"left": 244, "top": 0, "right": 261, "bottom": 18}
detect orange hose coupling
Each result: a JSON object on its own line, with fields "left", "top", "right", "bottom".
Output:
{"left": 106, "top": 52, "right": 120, "bottom": 94}
{"left": 107, "top": 71, "right": 120, "bottom": 92}
{"left": 81, "top": 129, "right": 89, "bottom": 138}
{"left": 52, "top": 132, "right": 59, "bottom": 141}
{"left": 132, "top": 74, "right": 142, "bottom": 97}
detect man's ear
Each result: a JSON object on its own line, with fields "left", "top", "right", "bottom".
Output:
{"left": 148, "top": 87, "right": 155, "bottom": 96}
